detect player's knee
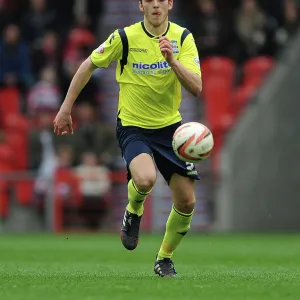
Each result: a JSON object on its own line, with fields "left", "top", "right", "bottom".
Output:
{"left": 133, "top": 173, "right": 156, "bottom": 193}
{"left": 175, "top": 196, "right": 196, "bottom": 214}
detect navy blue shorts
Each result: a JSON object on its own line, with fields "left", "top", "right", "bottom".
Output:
{"left": 116, "top": 118, "right": 200, "bottom": 184}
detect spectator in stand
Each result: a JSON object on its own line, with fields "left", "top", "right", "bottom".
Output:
{"left": 193, "top": 0, "right": 225, "bottom": 58}
{"left": 87, "top": 0, "right": 104, "bottom": 31}
{"left": 55, "top": 144, "right": 74, "bottom": 170}
{"left": 27, "top": 66, "right": 61, "bottom": 115}
{"left": 31, "top": 31, "right": 62, "bottom": 82}
{"left": 63, "top": 13, "right": 96, "bottom": 76}
{"left": 29, "top": 109, "right": 75, "bottom": 173}
{"left": 22, "top": 0, "right": 57, "bottom": 47}
{"left": 283, "top": 0, "right": 300, "bottom": 33}
{"left": 30, "top": 110, "right": 58, "bottom": 213}
{"left": 276, "top": 0, "right": 300, "bottom": 48}
{"left": 73, "top": 103, "right": 118, "bottom": 166}
{"left": 47, "top": 0, "right": 75, "bottom": 39}
{"left": 29, "top": 111, "right": 52, "bottom": 170}
{"left": 0, "top": 0, "right": 7, "bottom": 32}
{"left": 235, "top": 0, "right": 268, "bottom": 62}
{"left": 33, "top": 142, "right": 74, "bottom": 220}
{"left": 0, "top": 24, "right": 31, "bottom": 89}
{"left": 0, "top": 0, "right": 27, "bottom": 32}
{"left": 62, "top": 13, "right": 99, "bottom": 108}
{"left": 75, "top": 151, "right": 111, "bottom": 230}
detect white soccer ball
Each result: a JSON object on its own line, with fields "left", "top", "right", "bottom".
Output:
{"left": 172, "top": 122, "right": 214, "bottom": 163}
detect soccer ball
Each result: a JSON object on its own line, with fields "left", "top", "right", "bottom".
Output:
{"left": 172, "top": 122, "right": 214, "bottom": 163}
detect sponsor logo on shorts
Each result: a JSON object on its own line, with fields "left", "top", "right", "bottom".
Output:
{"left": 187, "top": 171, "right": 198, "bottom": 176}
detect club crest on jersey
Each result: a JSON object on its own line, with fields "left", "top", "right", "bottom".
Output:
{"left": 96, "top": 42, "right": 105, "bottom": 54}
{"left": 194, "top": 57, "right": 200, "bottom": 67}
{"left": 171, "top": 40, "right": 179, "bottom": 54}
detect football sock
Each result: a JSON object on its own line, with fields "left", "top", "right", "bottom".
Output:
{"left": 126, "top": 179, "right": 152, "bottom": 216}
{"left": 157, "top": 205, "right": 193, "bottom": 260}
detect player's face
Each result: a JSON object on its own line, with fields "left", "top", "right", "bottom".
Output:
{"left": 139, "top": 0, "right": 173, "bottom": 27}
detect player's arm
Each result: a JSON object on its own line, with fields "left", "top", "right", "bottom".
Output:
{"left": 60, "top": 58, "right": 97, "bottom": 115}
{"left": 54, "top": 31, "right": 123, "bottom": 135}
{"left": 159, "top": 34, "right": 202, "bottom": 98}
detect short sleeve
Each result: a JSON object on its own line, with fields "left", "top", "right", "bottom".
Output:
{"left": 179, "top": 32, "right": 201, "bottom": 77}
{"left": 91, "top": 30, "right": 123, "bottom": 68}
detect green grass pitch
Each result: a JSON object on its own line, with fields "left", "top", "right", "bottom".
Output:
{"left": 0, "top": 234, "right": 299, "bottom": 300}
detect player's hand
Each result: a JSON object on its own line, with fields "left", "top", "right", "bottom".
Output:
{"left": 53, "top": 109, "right": 74, "bottom": 136}
{"left": 159, "top": 36, "right": 175, "bottom": 65}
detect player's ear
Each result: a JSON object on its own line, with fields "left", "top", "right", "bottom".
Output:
{"left": 139, "top": 0, "right": 144, "bottom": 12}
{"left": 168, "top": 0, "right": 174, "bottom": 10}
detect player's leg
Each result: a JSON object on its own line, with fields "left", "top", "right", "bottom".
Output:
{"left": 150, "top": 122, "right": 199, "bottom": 277}
{"left": 127, "top": 152, "right": 156, "bottom": 216}
{"left": 157, "top": 174, "right": 195, "bottom": 260}
{"left": 154, "top": 173, "right": 196, "bottom": 277}
{"left": 116, "top": 120, "right": 156, "bottom": 250}
{"left": 121, "top": 152, "right": 156, "bottom": 250}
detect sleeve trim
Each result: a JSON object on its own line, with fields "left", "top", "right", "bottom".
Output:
{"left": 180, "top": 29, "right": 191, "bottom": 47}
{"left": 118, "top": 29, "right": 129, "bottom": 75}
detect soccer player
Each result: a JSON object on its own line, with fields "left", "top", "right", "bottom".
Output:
{"left": 53, "top": 0, "right": 202, "bottom": 277}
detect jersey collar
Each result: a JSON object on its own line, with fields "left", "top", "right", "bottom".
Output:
{"left": 141, "top": 21, "right": 170, "bottom": 39}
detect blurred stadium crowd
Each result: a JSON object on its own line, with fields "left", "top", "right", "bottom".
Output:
{"left": 0, "top": 0, "right": 299, "bottom": 230}
{"left": 180, "top": 0, "right": 299, "bottom": 62}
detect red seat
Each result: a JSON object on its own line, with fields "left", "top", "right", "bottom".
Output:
{"left": 0, "top": 161, "right": 13, "bottom": 172}
{"left": 2, "top": 113, "right": 30, "bottom": 134}
{"left": 243, "top": 56, "right": 274, "bottom": 85}
{"left": 4, "top": 132, "right": 28, "bottom": 170}
{"left": 210, "top": 133, "right": 225, "bottom": 174}
{"left": 0, "top": 88, "right": 20, "bottom": 126}
{"left": 232, "top": 84, "right": 257, "bottom": 118}
{"left": 0, "top": 163, "right": 12, "bottom": 218}
{"left": 201, "top": 56, "right": 236, "bottom": 86}
{"left": 109, "top": 169, "right": 127, "bottom": 183}
{"left": 0, "top": 143, "right": 14, "bottom": 168}
{"left": 15, "top": 179, "right": 35, "bottom": 205}
{"left": 0, "top": 180, "right": 9, "bottom": 218}
{"left": 53, "top": 168, "right": 83, "bottom": 232}
{"left": 203, "top": 76, "right": 234, "bottom": 134}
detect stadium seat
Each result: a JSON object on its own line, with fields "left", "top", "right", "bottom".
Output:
{"left": 0, "top": 180, "right": 9, "bottom": 218}
{"left": 2, "top": 113, "right": 30, "bottom": 134}
{"left": 54, "top": 168, "right": 82, "bottom": 205}
{"left": 0, "top": 162, "right": 12, "bottom": 218}
{"left": 231, "top": 84, "right": 257, "bottom": 119}
{"left": 202, "top": 76, "right": 234, "bottom": 134}
{"left": 4, "top": 132, "right": 28, "bottom": 170}
{"left": 53, "top": 168, "right": 83, "bottom": 232}
{"left": 0, "top": 161, "right": 13, "bottom": 172}
{"left": 201, "top": 56, "right": 236, "bottom": 85}
{"left": 15, "top": 179, "right": 35, "bottom": 205}
{"left": 0, "top": 143, "right": 14, "bottom": 168}
{"left": 0, "top": 88, "right": 21, "bottom": 126}
{"left": 243, "top": 56, "right": 274, "bottom": 85}
{"left": 210, "top": 133, "right": 225, "bottom": 174}
{"left": 109, "top": 169, "right": 127, "bottom": 183}
{"left": 2, "top": 115, "right": 30, "bottom": 169}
